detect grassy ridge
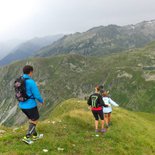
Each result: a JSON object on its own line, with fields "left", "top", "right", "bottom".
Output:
{"left": 0, "top": 99, "right": 155, "bottom": 155}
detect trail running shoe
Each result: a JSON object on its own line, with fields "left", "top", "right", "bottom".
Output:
{"left": 32, "top": 133, "right": 44, "bottom": 140}
{"left": 101, "top": 129, "right": 107, "bottom": 133}
{"left": 22, "top": 136, "right": 33, "bottom": 144}
{"left": 95, "top": 129, "right": 99, "bottom": 132}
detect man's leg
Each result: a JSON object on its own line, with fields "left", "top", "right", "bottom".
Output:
{"left": 22, "top": 107, "right": 39, "bottom": 138}
{"left": 92, "top": 110, "right": 99, "bottom": 132}
{"left": 101, "top": 119, "right": 104, "bottom": 129}
{"left": 98, "top": 110, "right": 104, "bottom": 129}
{"left": 98, "top": 110, "right": 106, "bottom": 132}
{"left": 26, "top": 120, "right": 38, "bottom": 138}
{"left": 95, "top": 120, "right": 99, "bottom": 130}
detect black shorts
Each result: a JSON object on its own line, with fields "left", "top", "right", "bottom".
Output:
{"left": 92, "top": 110, "right": 104, "bottom": 120}
{"left": 21, "top": 106, "right": 39, "bottom": 121}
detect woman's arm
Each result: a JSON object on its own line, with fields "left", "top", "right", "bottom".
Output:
{"left": 109, "top": 98, "right": 119, "bottom": 106}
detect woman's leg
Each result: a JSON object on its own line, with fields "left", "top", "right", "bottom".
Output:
{"left": 108, "top": 113, "right": 111, "bottom": 124}
{"left": 104, "top": 114, "right": 108, "bottom": 126}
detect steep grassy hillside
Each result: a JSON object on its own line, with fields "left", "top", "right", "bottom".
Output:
{"left": 0, "top": 99, "right": 155, "bottom": 155}
{"left": 1, "top": 41, "right": 155, "bottom": 126}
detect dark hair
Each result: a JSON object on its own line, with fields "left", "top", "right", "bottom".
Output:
{"left": 100, "top": 89, "right": 105, "bottom": 94}
{"left": 23, "top": 65, "right": 33, "bottom": 74}
{"left": 99, "top": 85, "right": 104, "bottom": 91}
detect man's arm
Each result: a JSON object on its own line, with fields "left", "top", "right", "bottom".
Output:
{"left": 109, "top": 98, "right": 119, "bottom": 106}
{"left": 31, "top": 80, "right": 44, "bottom": 104}
{"left": 87, "top": 95, "right": 92, "bottom": 110}
{"left": 87, "top": 95, "right": 92, "bottom": 106}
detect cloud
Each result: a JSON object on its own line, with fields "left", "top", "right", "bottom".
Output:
{"left": 0, "top": 0, "right": 155, "bottom": 42}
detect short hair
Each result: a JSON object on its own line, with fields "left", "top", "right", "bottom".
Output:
{"left": 23, "top": 65, "right": 33, "bottom": 74}
{"left": 99, "top": 85, "right": 104, "bottom": 90}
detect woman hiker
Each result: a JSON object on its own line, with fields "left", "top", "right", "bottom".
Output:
{"left": 101, "top": 90, "right": 119, "bottom": 128}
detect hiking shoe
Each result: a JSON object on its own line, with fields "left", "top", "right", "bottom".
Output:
{"left": 22, "top": 136, "right": 33, "bottom": 144}
{"left": 95, "top": 129, "right": 99, "bottom": 132}
{"left": 32, "top": 133, "right": 43, "bottom": 140}
{"left": 101, "top": 129, "right": 106, "bottom": 133}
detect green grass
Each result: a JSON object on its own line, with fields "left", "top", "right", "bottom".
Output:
{"left": 0, "top": 98, "right": 155, "bottom": 155}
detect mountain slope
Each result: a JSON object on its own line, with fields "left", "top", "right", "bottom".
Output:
{"left": 37, "top": 20, "right": 155, "bottom": 57}
{"left": 0, "top": 34, "right": 63, "bottom": 66}
{"left": 0, "top": 39, "right": 23, "bottom": 60}
{"left": 1, "top": 41, "right": 155, "bottom": 126}
{"left": 0, "top": 99, "right": 155, "bottom": 155}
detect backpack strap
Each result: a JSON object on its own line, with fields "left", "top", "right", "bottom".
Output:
{"left": 23, "top": 76, "right": 35, "bottom": 100}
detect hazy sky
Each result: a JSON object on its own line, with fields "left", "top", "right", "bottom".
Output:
{"left": 0, "top": 0, "right": 155, "bottom": 42}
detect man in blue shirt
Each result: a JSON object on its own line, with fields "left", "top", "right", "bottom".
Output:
{"left": 20, "top": 65, "right": 44, "bottom": 144}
